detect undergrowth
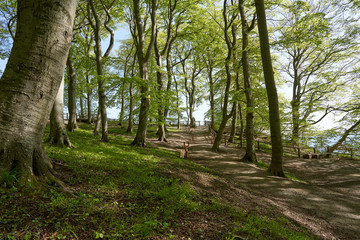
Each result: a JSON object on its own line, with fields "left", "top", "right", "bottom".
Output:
{"left": 0, "top": 123, "right": 314, "bottom": 239}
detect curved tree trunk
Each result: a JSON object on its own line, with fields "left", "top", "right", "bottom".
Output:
{"left": 66, "top": 50, "right": 78, "bottom": 132}
{"left": 47, "top": 77, "right": 72, "bottom": 147}
{"left": 0, "top": 0, "right": 78, "bottom": 184}
{"left": 329, "top": 120, "right": 360, "bottom": 153}
{"left": 255, "top": 0, "right": 285, "bottom": 177}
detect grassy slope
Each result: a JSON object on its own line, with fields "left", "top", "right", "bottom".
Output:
{"left": 0, "top": 123, "right": 315, "bottom": 239}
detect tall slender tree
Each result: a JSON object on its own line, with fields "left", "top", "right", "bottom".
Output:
{"left": 88, "top": 0, "right": 115, "bottom": 142}
{"left": 130, "top": 0, "right": 157, "bottom": 147}
{"left": 255, "top": 0, "right": 285, "bottom": 176}
{"left": 239, "top": 0, "right": 257, "bottom": 162}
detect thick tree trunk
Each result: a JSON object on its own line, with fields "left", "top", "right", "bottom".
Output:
{"left": 0, "top": 0, "right": 78, "bottom": 184}
{"left": 47, "top": 78, "right": 72, "bottom": 147}
{"left": 132, "top": 70, "right": 150, "bottom": 146}
{"left": 255, "top": 0, "right": 285, "bottom": 177}
{"left": 66, "top": 51, "right": 78, "bottom": 132}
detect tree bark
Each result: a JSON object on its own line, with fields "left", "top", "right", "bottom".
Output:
{"left": 239, "top": 0, "right": 257, "bottom": 162}
{"left": 228, "top": 103, "right": 237, "bottom": 143}
{"left": 86, "top": 75, "right": 92, "bottom": 124}
{"left": 66, "top": 50, "right": 78, "bottom": 132}
{"left": 255, "top": 0, "right": 285, "bottom": 177}
{"left": 88, "top": 0, "right": 114, "bottom": 142}
{"left": 212, "top": 0, "right": 236, "bottom": 152}
{"left": 131, "top": 0, "right": 157, "bottom": 147}
{"left": 0, "top": 0, "right": 78, "bottom": 184}
{"left": 94, "top": 109, "right": 101, "bottom": 135}
{"left": 47, "top": 77, "right": 72, "bottom": 147}
{"left": 127, "top": 82, "right": 134, "bottom": 133}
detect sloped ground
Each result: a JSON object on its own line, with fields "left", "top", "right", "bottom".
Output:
{"left": 150, "top": 126, "right": 360, "bottom": 240}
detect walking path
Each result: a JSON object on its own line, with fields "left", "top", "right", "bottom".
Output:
{"left": 150, "top": 126, "right": 360, "bottom": 240}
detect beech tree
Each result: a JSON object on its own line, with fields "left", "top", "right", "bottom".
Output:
{"left": 239, "top": 0, "right": 257, "bottom": 162}
{"left": 47, "top": 77, "right": 73, "bottom": 147}
{"left": 87, "top": 0, "right": 115, "bottom": 142}
{"left": 129, "top": 0, "right": 157, "bottom": 147}
{"left": 0, "top": 0, "right": 78, "bottom": 184}
{"left": 275, "top": 0, "right": 358, "bottom": 143}
{"left": 255, "top": 0, "right": 285, "bottom": 176}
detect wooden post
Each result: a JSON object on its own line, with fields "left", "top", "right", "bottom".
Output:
{"left": 350, "top": 148, "right": 353, "bottom": 160}
{"left": 313, "top": 148, "right": 316, "bottom": 153}
{"left": 257, "top": 140, "right": 260, "bottom": 151}
{"left": 298, "top": 147, "right": 300, "bottom": 158}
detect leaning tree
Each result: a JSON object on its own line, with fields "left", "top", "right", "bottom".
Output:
{"left": 0, "top": 0, "right": 79, "bottom": 185}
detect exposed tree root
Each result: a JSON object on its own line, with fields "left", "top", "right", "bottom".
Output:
{"left": 0, "top": 141, "right": 71, "bottom": 191}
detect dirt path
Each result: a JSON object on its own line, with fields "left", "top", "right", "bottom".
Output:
{"left": 149, "top": 126, "right": 360, "bottom": 240}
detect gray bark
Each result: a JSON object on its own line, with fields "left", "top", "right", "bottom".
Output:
{"left": 0, "top": 0, "right": 78, "bottom": 184}
{"left": 255, "top": 0, "right": 285, "bottom": 177}
{"left": 66, "top": 50, "right": 78, "bottom": 132}
{"left": 131, "top": 0, "right": 157, "bottom": 147}
{"left": 47, "top": 77, "right": 72, "bottom": 147}
{"left": 239, "top": 0, "right": 257, "bottom": 162}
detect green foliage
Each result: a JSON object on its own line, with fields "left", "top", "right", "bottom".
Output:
{"left": 0, "top": 124, "right": 315, "bottom": 239}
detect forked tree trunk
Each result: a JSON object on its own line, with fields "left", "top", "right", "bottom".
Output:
{"left": 255, "top": 0, "right": 285, "bottom": 177}
{"left": 0, "top": 0, "right": 78, "bottom": 184}
{"left": 47, "top": 77, "right": 72, "bottom": 147}
{"left": 131, "top": 0, "right": 157, "bottom": 147}
{"left": 66, "top": 50, "right": 78, "bottom": 132}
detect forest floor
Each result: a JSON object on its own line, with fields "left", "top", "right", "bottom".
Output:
{"left": 149, "top": 126, "right": 360, "bottom": 240}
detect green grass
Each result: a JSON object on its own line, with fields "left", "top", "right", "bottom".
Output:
{"left": 1, "top": 123, "right": 315, "bottom": 239}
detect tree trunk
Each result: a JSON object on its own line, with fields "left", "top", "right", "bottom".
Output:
{"left": 239, "top": 103, "right": 244, "bottom": 148}
{"left": 0, "top": 0, "right": 78, "bottom": 185}
{"left": 86, "top": 75, "right": 92, "bottom": 124}
{"left": 47, "top": 77, "right": 72, "bottom": 147}
{"left": 291, "top": 99, "right": 300, "bottom": 143}
{"left": 80, "top": 95, "right": 84, "bottom": 119}
{"left": 94, "top": 109, "right": 101, "bottom": 135}
{"left": 118, "top": 87, "right": 125, "bottom": 127}
{"left": 329, "top": 120, "right": 360, "bottom": 153}
{"left": 255, "top": 0, "right": 285, "bottom": 177}
{"left": 127, "top": 83, "right": 134, "bottom": 133}
{"left": 228, "top": 103, "right": 237, "bottom": 143}
{"left": 131, "top": 0, "right": 157, "bottom": 147}
{"left": 240, "top": 0, "right": 257, "bottom": 162}
{"left": 66, "top": 50, "right": 78, "bottom": 132}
